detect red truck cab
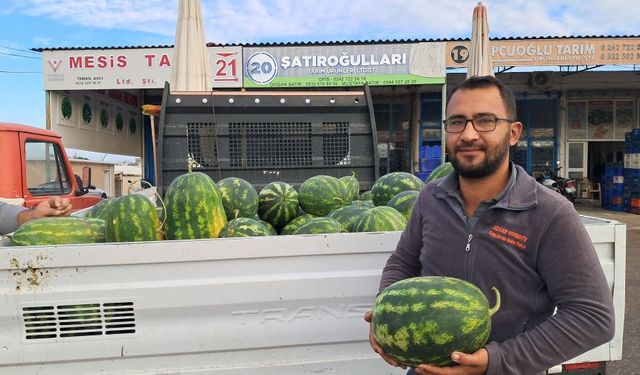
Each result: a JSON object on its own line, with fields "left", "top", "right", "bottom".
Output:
{"left": 0, "top": 122, "right": 102, "bottom": 210}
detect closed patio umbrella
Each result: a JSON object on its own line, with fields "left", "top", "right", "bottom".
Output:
{"left": 170, "top": 0, "right": 211, "bottom": 91}
{"left": 467, "top": 1, "right": 494, "bottom": 78}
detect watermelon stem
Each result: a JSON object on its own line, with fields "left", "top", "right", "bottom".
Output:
{"left": 139, "top": 179, "right": 167, "bottom": 235}
{"left": 488, "top": 287, "right": 501, "bottom": 316}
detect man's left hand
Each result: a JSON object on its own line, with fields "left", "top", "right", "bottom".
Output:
{"left": 413, "top": 348, "right": 488, "bottom": 375}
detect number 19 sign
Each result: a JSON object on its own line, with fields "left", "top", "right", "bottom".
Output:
{"left": 210, "top": 47, "right": 243, "bottom": 88}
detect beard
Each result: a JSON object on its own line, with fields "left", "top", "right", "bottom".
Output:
{"left": 449, "top": 132, "right": 511, "bottom": 179}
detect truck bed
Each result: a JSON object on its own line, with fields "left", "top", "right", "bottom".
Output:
{"left": 0, "top": 217, "right": 626, "bottom": 374}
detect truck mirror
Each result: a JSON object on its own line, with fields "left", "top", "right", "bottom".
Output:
{"left": 82, "top": 166, "right": 92, "bottom": 191}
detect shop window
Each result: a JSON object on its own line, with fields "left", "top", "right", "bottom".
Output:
{"left": 512, "top": 99, "right": 557, "bottom": 175}
{"left": 567, "top": 99, "right": 636, "bottom": 140}
{"left": 418, "top": 97, "right": 443, "bottom": 178}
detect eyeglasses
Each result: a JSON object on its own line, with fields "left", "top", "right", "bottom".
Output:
{"left": 443, "top": 115, "right": 514, "bottom": 133}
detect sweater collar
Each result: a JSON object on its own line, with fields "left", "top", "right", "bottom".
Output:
{"left": 434, "top": 163, "right": 538, "bottom": 210}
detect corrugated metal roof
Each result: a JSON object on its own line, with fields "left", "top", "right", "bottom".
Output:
{"left": 31, "top": 35, "right": 640, "bottom": 52}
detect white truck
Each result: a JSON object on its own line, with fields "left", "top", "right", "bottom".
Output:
{"left": 0, "top": 215, "right": 626, "bottom": 374}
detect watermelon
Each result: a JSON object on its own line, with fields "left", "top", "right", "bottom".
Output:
{"left": 218, "top": 218, "right": 272, "bottom": 238}
{"left": 259, "top": 219, "right": 278, "bottom": 236}
{"left": 327, "top": 205, "right": 371, "bottom": 232}
{"left": 291, "top": 217, "right": 345, "bottom": 235}
{"left": 298, "top": 175, "right": 350, "bottom": 216}
{"left": 351, "top": 206, "right": 407, "bottom": 232}
{"left": 372, "top": 276, "right": 500, "bottom": 367}
{"left": 105, "top": 194, "right": 163, "bottom": 242}
{"left": 340, "top": 173, "right": 360, "bottom": 202}
{"left": 10, "top": 217, "right": 106, "bottom": 246}
{"left": 217, "top": 177, "right": 259, "bottom": 220}
{"left": 163, "top": 172, "right": 227, "bottom": 240}
{"left": 359, "top": 190, "right": 372, "bottom": 201}
{"left": 371, "top": 172, "right": 424, "bottom": 206}
{"left": 258, "top": 182, "right": 299, "bottom": 230}
{"left": 84, "top": 197, "right": 117, "bottom": 220}
{"left": 426, "top": 162, "right": 454, "bottom": 182}
{"left": 280, "top": 214, "right": 316, "bottom": 235}
{"left": 387, "top": 191, "right": 419, "bottom": 221}
{"left": 350, "top": 199, "right": 375, "bottom": 208}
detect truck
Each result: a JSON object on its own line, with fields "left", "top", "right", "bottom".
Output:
{"left": 0, "top": 122, "right": 102, "bottom": 211}
{"left": 0, "top": 215, "right": 626, "bottom": 374}
{"left": 0, "top": 88, "right": 626, "bottom": 374}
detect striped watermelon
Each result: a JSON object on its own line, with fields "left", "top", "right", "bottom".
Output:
{"left": 359, "top": 190, "right": 372, "bottom": 201}
{"left": 340, "top": 173, "right": 360, "bottom": 202}
{"left": 291, "top": 217, "right": 345, "bottom": 235}
{"left": 280, "top": 213, "right": 316, "bottom": 235}
{"left": 386, "top": 191, "right": 419, "bottom": 221}
{"left": 327, "top": 205, "right": 371, "bottom": 232}
{"left": 349, "top": 199, "right": 375, "bottom": 208}
{"left": 351, "top": 206, "right": 407, "bottom": 232}
{"left": 218, "top": 218, "right": 272, "bottom": 238}
{"left": 163, "top": 172, "right": 227, "bottom": 240}
{"left": 371, "top": 172, "right": 424, "bottom": 206}
{"left": 372, "top": 276, "right": 500, "bottom": 367}
{"left": 426, "top": 162, "right": 454, "bottom": 182}
{"left": 217, "top": 177, "right": 259, "bottom": 220}
{"left": 258, "top": 181, "right": 299, "bottom": 230}
{"left": 105, "top": 195, "right": 163, "bottom": 242}
{"left": 10, "top": 217, "right": 106, "bottom": 246}
{"left": 84, "top": 197, "right": 117, "bottom": 220}
{"left": 298, "top": 175, "right": 350, "bottom": 216}
{"left": 256, "top": 217, "right": 278, "bottom": 236}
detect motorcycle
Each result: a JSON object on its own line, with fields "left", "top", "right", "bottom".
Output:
{"left": 536, "top": 161, "right": 577, "bottom": 204}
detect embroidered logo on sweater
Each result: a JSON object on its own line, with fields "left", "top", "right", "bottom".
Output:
{"left": 488, "top": 225, "right": 528, "bottom": 250}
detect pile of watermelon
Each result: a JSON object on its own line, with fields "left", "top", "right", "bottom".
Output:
{"left": 9, "top": 164, "right": 454, "bottom": 245}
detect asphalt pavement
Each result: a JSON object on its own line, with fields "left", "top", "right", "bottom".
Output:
{"left": 574, "top": 199, "right": 639, "bottom": 375}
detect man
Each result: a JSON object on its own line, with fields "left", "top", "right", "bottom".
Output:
{"left": 365, "top": 76, "right": 614, "bottom": 375}
{"left": 0, "top": 197, "right": 72, "bottom": 235}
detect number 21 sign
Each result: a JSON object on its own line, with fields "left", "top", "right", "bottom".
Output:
{"left": 210, "top": 48, "right": 242, "bottom": 88}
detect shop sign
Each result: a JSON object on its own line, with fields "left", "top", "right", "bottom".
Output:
{"left": 446, "top": 37, "right": 640, "bottom": 67}
{"left": 242, "top": 43, "right": 446, "bottom": 88}
{"left": 43, "top": 46, "right": 243, "bottom": 90}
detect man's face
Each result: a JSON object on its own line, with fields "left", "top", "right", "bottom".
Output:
{"left": 445, "top": 86, "right": 522, "bottom": 179}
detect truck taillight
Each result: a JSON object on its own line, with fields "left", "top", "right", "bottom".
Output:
{"left": 562, "top": 361, "right": 603, "bottom": 371}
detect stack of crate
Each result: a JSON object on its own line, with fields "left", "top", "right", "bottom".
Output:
{"left": 624, "top": 129, "right": 640, "bottom": 214}
{"left": 602, "top": 161, "right": 625, "bottom": 211}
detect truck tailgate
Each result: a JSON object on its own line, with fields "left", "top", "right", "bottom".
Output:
{"left": 0, "top": 217, "right": 625, "bottom": 374}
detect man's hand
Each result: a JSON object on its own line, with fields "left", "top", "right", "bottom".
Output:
{"left": 18, "top": 197, "right": 72, "bottom": 226}
{"left": 364, "top": 311, "right": 407, "bottom": 369}
{"left": 413, "top": 349, "right": 488, "bottom": 375}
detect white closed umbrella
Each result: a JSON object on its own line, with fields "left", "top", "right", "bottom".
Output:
{"left": 170, "top": 0, "right": 211, "bottom": 91}
{"left": 467, "top": 1, "right": 494, "bottom": 78}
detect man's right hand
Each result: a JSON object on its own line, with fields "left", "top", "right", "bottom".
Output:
{"left": 364, "top": 310, "right": 407, "bottom": 369}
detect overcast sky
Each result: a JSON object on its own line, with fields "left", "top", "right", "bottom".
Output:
{"left": 1, "top": 0, "right": 639, "bottom": 160}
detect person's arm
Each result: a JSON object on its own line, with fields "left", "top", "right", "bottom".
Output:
{"left": 366, "top": 187, "right": 430, "bottom": 369}
{"left": 0, "top": 202, "right": 29, "bottom": 235}
{"left": 484, "top": 201, "right": 615, "bottom": 374}
{"left": 17, "top": 197, "right": 73, "bottom": 227}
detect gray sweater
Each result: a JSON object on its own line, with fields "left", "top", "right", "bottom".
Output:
{"left": 379, "top": 165, "right": 614, "bottom": 374}
{"left": 0, "top": 201, "right": 27, "bottom": 235}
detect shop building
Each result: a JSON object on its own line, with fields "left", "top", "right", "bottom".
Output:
{"left": 37, "top": 36, "right": 640, "bottom": 191}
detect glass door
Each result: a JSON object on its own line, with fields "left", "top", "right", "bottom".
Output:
{"left": 567, "top": 142, "right": 587, "bottom": 179}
